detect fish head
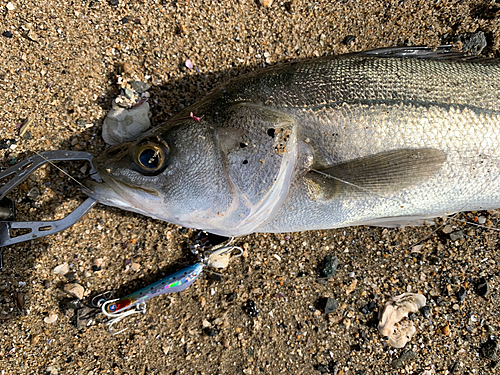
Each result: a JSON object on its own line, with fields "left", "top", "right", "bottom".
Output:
{"left": 87, "top": 104, "right": 298, "bottom": 236}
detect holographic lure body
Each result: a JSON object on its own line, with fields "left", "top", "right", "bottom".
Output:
{"left": 103, "top": 262, "right": 205, "bottom": 315}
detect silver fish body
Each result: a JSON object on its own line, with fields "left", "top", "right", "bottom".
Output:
{"left": 88, "top": 49, "right": 500, "bottom": 237}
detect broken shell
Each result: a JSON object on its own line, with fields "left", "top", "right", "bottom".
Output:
{"left": 206, "top": 251, "right": 231, "bottom": 269}
{"left": 44, "top": 312, "right": 58, "bottom": 324}
{"left": 378, "top": 293, "right": 426, "bottom": 348}
{"left": 102, "top": 101, "right": 151, "bottom": 145}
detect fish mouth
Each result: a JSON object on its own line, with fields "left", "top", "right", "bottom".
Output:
{"left": 83, "top": 172, "right": 157, "bottom": 217}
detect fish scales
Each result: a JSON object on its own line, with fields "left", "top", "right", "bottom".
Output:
{"left": 88, "top": 50, "right": 500, "bottom": 236}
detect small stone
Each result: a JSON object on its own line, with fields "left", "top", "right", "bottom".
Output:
{"left": 131, "top": 262, "right": 141, "bottom": 272}
{"left": 322, "top": 255, "right": 339, "bottom": 279}
{"left": 475, "top": 277, "right": 490, "bottom": 297}
{"left": 222, "top": 339, "right": 230, "bottom": 349}
{"left": 45, "top": 365, "right": 59, "bottom": 375}
{"left": 325, "top": 298, "right": 339, "bottom": 314}
{"left": 481, "top": 338, "right": 498, "bottom": 361}
{"left": 44, "top": 312, "right": 58, "bottom": 324}
{"left": 53, "top": 263, "right": 70, "bottom": 275}
{"left": 442, "top": 325, "right": 451, "bottom": 336}
{"left": 457, "top": 287, "right": 466, "bottom": 302}
{"left": 109, "top": 0, "right": 119, "bottom": 6}
{"left": 123, "top": 88, "right": 134, "bottom": 99}
{"left": 421, "top": 305, "right": 431, "bottom": 319}
{"left": 76, "top": 119, "right": 88, "bottom": 128}
{"left": 392, "top": 350, "right": 417, "bottom": 369}
{"left": 259, "top": 0, "right": 273, "bottom": 6}
{"left": 478, "top": 216, "right": 487, "bottom": 224}
{"left": 63, "top": 283, "right": 85, "bottom": 299}
{"left": 361, "top": 301, "right": 376, "bottom": 314}
{"left": 131, "top": 81, "right": 151, "bottom": 94}
{"left": 245, "top": 300, "right": 259, "bottom": 317}
{"left": 2, "top": 31, "right": 13, "bottom": 38}
{"left": 185, "top": 59, "right": 193, "bottom": 69}
{"left": 6, "top": 2, "right": 15, "bottom": 11}
{"left": 449, "top": 230, "right": 464, "bottom": 241}
{"left": 442, "top": 225, "right": 453, "bottom": 234}
{"left": 460, "top": 31, "right": 488, "bottom": 55}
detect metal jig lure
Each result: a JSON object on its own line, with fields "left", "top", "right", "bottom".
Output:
{"left": 94, "top": 240, "right": 243, "bottom": 335}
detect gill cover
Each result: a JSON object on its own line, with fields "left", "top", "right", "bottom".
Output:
{"left": 215, "top": 103, "right": 298, "bottom": 235}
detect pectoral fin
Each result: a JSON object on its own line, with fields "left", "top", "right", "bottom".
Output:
{"left": 307, "top": 148, "right": 446, "bottom": 200}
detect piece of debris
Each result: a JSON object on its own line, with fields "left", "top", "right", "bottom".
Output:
{"left": 102, "top": 101, "right": 151, "bottom": 145}
{"left": 63, "top": 283, "right": 85, "bottom": 299}
{"left": 378, "top": 293, "right": 426, "bottom": 348}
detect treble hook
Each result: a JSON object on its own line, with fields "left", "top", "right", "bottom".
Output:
{"left": 101, "top": 299, "right": 147, "bottom": 335}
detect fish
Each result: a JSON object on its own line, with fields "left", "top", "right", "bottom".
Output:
{"left": 85, "top": 46, "right": 500, "bottom": 237}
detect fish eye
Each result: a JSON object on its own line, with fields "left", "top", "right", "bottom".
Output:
{"left": 133, "top": 138, "right": 169, "bottom": 175}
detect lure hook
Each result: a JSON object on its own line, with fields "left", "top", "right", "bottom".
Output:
{"left": 101, "top": 299, "right": 147, "bottom": 335}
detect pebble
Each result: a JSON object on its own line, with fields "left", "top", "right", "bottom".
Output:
{"left": 449, "top": 230, "right": 464, "bottom": 241}
{"left": 457, "top": 287, "right": 466, "bottom": 302}
{"left": 459, "top": 31, "right": 487, "bottom": 55}
{"left": 360, "top": 301, "right": 376, "bottom": 314}
{"left": 131, "top": 81, "right": 151, "bottom": 93}
{"left": 475, "top": 277, "right": 490, "bottom": 297}
{"left": 324, "top": 297, "right": 339, "bottom": 314}
{"left": 44, "top": 312, "right": 58, "bottom": 324}
{"left": 259, "top": 0, "right": 273, "bottom": 7}
{"left": 392, "top": 350, "right": 417, "bottom": 369}
{"left": 63, "top": 283, "right": 85, "bottom": 299}
{"left": 6, "top": 2, "right": 15, "bottom": 11}
{"left": 478, "top": 216, "right": 487, "bottom": 224}
{"left": 442, "top": 325, "right": 451, "bottom": 336}
{"left": 2, "top": 31, "right": 13, "bottom": 38}
{"left": 481, "top": 337, "right": 498, "bottom": 361}
{"left": 53, "top": 263, "right": 70, "bottom": 275}
{"left": 322, "top": 255, "right": 339, "bottom": 279}
{"left": 421, "top": 305, "right": 431, "bottom": 319}
{"left": 131, "top": 262, "right": 141, "bottom": 272}
{"left": 245, "top": 300, "right": 259, "bottom": 317}
{"left": 442, "top": 225, "right": 453, "bottom": 234}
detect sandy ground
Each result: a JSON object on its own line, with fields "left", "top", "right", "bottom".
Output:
{"left": 1, "top": 0, "right": 500, "bottom": 374}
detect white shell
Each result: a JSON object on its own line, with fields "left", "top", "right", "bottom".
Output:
{"left": 378, "top": 293, "right": 426, "bottom": 348}
{"left": 102, "top": 101, "right": 151, "bottom": 145}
